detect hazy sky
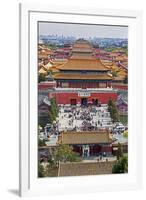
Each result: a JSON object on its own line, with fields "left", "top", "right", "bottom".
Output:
{"left": 39, "top": 22, "right": 128, "bottom": 39}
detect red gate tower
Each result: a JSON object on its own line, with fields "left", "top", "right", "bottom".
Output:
{"left": 52, "top": 39, "right": 117, "bottom": 105}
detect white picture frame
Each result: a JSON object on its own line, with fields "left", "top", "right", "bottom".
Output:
{"left": 19, "top": 3, "right": 143, "bottom": 197}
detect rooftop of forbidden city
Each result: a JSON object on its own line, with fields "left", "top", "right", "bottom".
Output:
{"left": 73, "top": 43, "right": 91, "bottom": 48}
{"left": 53, "top": 73, "right": 112, "bottom": 80}
{"left": 56, "top": 58, "right": 109, "bottom": 71}
{"left": 58, "top": 131, "right": 113, "bottom": 145}
{"left": 72, "top": 48, "right": 93, "bottom": 53}
{"left": 72, "top": 39, "right": 92, "bottom": 48}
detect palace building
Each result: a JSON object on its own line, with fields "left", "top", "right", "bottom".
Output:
{"left": 51, "top": 39, "right": 118, "bottom": 105}
{"left": 58, "top": 130, "right": 114, "bottom": 157}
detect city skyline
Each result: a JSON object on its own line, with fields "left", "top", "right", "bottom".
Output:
{"left": 39, "top": 22, "right": 128, "bottom": 39}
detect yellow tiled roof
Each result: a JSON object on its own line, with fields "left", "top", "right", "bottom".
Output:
{"left": 39, "top": 68, "right": 47, "bottom": 74}
{"left": 117, "top": 70, "right": 127, "bottom": 76}
{"left": 49, "top": 67, "right": 60, "bottom": 73}
{"left": 73, "top": 42, "right": 91, "bottom": 49}
{"left": 60, "top": 131, "right": 113, "bottom": 145}
{"left": 56, "top": 58, "right": 108, "bottom": 71}
{"left": 53, "top": 73, "right": 112, "bottom": 80}
{"left": 113, "top": 76, "right": 125, "bottom": 81}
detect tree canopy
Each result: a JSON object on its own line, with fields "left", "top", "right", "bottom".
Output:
{"left": 108, "top": 99, "right": 119, "bottom": 122}
{"left": 117, "top": 143, "right": 123, "bottom": 160}
{"left": 112, "top": 155, "right": 128, "bottom": 174}
{"left": 123, "top": 75, "right": 128, "bottom": 84}
{"left": 53, "top": 144, "right": 81, "bottom": 163}
{"left": 38, "top": 138, "right": 46, "bottom": 147}
{"left": 48, "top": 98, "right": 58, "bottom": 124}
{"left": 123, "top": 131, "right": 128, "bottom": 138}
{"left": 38, "top": 73, "right": 46, "bottom": 83}
{"left": 38, "top": 163, "right": 46, "bottom": 177}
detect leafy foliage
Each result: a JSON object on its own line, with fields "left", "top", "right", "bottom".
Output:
{"left": 123, "top": 131, "right": 128, "bottom": 138}
{"left": 117, "top": 143, "right": 123, "bottom": 160}
{"left": 112, "top": 70, "right": 118, "bottom": 77}
{"left": 45, "top": 165, "right": 59, "bottom": 177}
{"left": 123, "top": 75, "right": 128, "bottom": 84}
{"left": 38, "top": 73, "right": 46, "bottom": 83}
{"left": 108, "top": 99, "right": 119, "bottom": 122}
{"left": 48, "top": 111, "right": 54, "bottom": 124}
{"left": 112, "top": 156, "right": 128, "bottom": 174}
{"left": 48, "top": 98, "right": 58, "bottom": 124}
{"left": 38, "top": 116, "right": 49, "bottom": 128}
{"left": 119, "top": 115, "right": 128, "bottom": 125}
{"left": 53, "top": 144, "right": 81, "bottom": 163}
{"left": 46, "top": 43, "right": 57, "bottom": 50}
{"left": 38, "top": 163, "right": 46, "bottom": 177}
{"left": 38, "top": 138, "right": 46, "bottom": 147}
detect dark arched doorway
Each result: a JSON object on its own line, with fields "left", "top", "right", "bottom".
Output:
{"left": 81, "top": 98, "right": 88, "bottom": 106}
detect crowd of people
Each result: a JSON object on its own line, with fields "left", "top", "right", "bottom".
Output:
{"left": 55, "top": 105, "right": 113, "bottom": 132}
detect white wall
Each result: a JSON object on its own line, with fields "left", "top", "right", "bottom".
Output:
{"left": 0, "top": 0, "right": 145, "bottom": 199}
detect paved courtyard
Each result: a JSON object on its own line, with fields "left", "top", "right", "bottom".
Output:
{"left": 56, "top": 105, "right": 114, "bottom": 132}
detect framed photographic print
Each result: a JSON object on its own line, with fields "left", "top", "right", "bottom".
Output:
{"left": 19, "top": 3, "right": 143, "bottom": 197}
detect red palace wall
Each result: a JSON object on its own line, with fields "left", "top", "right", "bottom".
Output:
{"left": 53, "top": 92, "right": 118, "bottom": 105}
{"left": 73, "top": 145, "right": 112, "bottom": 155}
{"left": 100, "top": 146, "right": 112, "bottom": 153}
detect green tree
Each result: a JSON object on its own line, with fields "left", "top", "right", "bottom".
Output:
{"left": 38, "top": 138, "right": 46, "bottom": 147}
{"left": 123, "top": 131, "right": 128, "bottom": 138}
{"left": 108, "top": 98, "right": 114, "bottom": 108}
{"left": 112, "top": 112, "right": 119, "bottom": 123}
{"left": 112, "top": 156, "right": 128, "bottom": 174}
{"left": 48, "top": 98, "right": 58, "bottom": 124}
{"left": 117, "top": 143, "right": 123, "bottom": 160}
{"left": 112, "top": 70, "right": 118, "bottom": 77}
{"left": 47, "top": 70, "right": 52, "bottom": 76}
{"left": 38, "top": 163, "right": 46, "bottom": 177}
{"left": 53, "top": 144, "right": 81, "bottom": 163}
{"left": 38, "top": 73, "right": 46, "bottom": 83}
{"left": 45, "top": 164, "right": 58, "bottom": 177}
{"left": 47, "top": 43, "right": 57, "bottom": 50}
{"left": 48, "top": 111, "right": 54, "bottom": 124}
{"left": 123, "top": 75, "right": 128, "bottom": 84}
{"left": 38, "top": 116, "right": 49, "bottom": 128}
{"left": 50, "top": 108, "right": 56, "bottom": 121}
{"left": 108, "top": 99, "right": 119, "bottom": 122}
{"left": 50, "top": 98, "right": 58, "bottom": 117}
